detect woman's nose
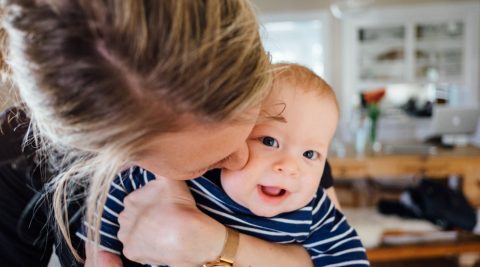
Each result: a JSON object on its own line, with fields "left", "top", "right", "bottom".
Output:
{"left": 220, "top": 143, "right": 249, "bottom": 171}
{"left": 273, "top": 155, "right": 299, "bottom": 177}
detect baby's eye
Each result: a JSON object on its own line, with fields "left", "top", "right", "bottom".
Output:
{"left": 260, "top": 136, "right": 279, "bottom": 148}
{"left": 303, "top": 150, "right": 319, "bottom": 160}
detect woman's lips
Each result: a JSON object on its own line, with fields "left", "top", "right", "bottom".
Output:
{"left": 257, "top": 185, "right": 289, "bottom": 204}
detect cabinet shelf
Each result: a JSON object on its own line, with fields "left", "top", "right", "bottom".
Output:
{"left": 359, "top": 41, "right": 405, "bottom": 49}
{"left": 416, "top": 39, "right": 463, "bottom": 50}
{"left": 341, "top": 2, "right": 479, "bottom": 121}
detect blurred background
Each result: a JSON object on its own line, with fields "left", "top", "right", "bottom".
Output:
{"left": 0, "top": 0, "right": 477, "bottom": 266}
{"left": 253, "top": 0, "right": 480, "bottom": 266}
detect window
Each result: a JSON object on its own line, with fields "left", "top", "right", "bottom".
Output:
{"left": 260, "top": 13, "right": 330, "bottom": 81}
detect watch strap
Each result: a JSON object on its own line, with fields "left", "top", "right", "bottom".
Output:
{"left": 202, "top": 227, "right": 239, "bottom": 267}
{"left": 219, "top": 227, "right": 239, "bottom": 264}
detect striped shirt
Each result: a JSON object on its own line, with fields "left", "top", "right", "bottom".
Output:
{"left": 78, "top": 166, "right": 369, "bottom": 267}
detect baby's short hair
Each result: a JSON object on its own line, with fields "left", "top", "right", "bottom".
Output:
{"left": 272, "top": 63, "right": 339, "bottom": 112}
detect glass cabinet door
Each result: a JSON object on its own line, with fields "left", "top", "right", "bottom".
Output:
{"left": 414, "top": 21, "right": 464, "bottom": 82}
{"left": 357, "top": 25, "right": 406, "bottom": 83}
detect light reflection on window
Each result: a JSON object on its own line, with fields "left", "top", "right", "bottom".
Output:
{"left": 260, "top": 19, "right": 326, "bottom": 79}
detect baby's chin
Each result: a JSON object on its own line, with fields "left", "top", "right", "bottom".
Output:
{"left": 248, "top": 206, "right": 285, "bottom": 218}
{"left": 247, "top": 198, "right": 313, "bottom": 218}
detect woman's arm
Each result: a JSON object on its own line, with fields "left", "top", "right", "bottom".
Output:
{"left": 84, "top": 244, "right": 123, "bottom": 267}
{"left": 236, "top": 232, "right": 313, "bottom": 267}
{"left": 117, "top": 178, "right": 314, "bottom": 267}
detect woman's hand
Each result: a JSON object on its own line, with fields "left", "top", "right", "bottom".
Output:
{"left": 118, "top": 177, "right": 314, "bottom": 267}
{"left": 117, "top": 177, "right": 225, "bottom": 266}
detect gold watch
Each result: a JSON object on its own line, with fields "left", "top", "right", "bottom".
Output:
{"left": 203, "top": 227, "right": 239, "bottom": 267}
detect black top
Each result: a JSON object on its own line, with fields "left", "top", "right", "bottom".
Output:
{"left": 0, "top": 107, "right": 85, "bottom": 266}
{"left": 321, "top": 160, "right": 334, "bottom": 189}
{"left": 0, "top": 107, "right": 32, "bottom": 163}
{"left": 0, "top": 107, "right": 49, "bottom": 189}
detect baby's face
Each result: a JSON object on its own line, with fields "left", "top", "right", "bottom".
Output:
{"left": 221, "top": 82, "right": 339, "bottom": 217}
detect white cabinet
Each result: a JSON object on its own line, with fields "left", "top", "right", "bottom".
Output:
{"left": 341, "top": 2, "right": 480, "bottom": 117}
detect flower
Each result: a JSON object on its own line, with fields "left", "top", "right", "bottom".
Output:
{"left": 361, "top": 88, "right": 386, "bottom": 144}
{"left": 362, "top": 88, "right": 386, "bottom": 104}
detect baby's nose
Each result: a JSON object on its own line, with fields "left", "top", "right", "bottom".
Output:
{"left": 273, "top": 156, "right": 299, "bottom": 177}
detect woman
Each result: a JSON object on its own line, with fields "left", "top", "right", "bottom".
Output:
{"left": 0, "top": 107, "right": 339, "bottom": 266}
{"left": 0, "top": 0, "right": 318, "bottom": 266}
{"left": 1, "top": 1, "right": 318, "bottom": 266}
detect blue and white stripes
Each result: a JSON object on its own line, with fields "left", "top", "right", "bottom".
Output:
{"left": 77, "top": 166, "right": 369, "bottom": 267}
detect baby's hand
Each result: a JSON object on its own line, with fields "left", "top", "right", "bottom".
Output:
{"left": 85, "top": 243, "right": 123, "bottom": 267}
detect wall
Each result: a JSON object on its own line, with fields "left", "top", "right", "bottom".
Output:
{"left": 253, "top": 0, "right": 474, "bottom": 13}
{"left": 253, "top": 0, "right": 480, "bottom": 116}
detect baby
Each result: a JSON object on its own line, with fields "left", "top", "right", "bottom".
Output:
{"left": 80, "top": 63, "right": 369, "bottom": 267}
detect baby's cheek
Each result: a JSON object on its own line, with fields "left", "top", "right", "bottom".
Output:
{"left": 221, "top": 171, "right": 248, "bottom": 202}
{"left": 302, "top": 179, "right": 322, "bottom": 202}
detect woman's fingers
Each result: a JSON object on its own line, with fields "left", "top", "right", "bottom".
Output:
{"left": 117, "top": 177, "right": 201, "bottom": 265}
{"left": 125, "top": 177, "right": 195, "bottom": 208}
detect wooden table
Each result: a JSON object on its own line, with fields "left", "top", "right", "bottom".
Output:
{"left": 330, "top": 145, "right": 480, "bottom": 263}
{"left": 367, "top": 233, "right": 480, "bottom": 262}
{"left": 329, "top": 145, "right": 480, "bottom": 206}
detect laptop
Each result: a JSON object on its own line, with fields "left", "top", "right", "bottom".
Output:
{"left": 430, "top": 107, "right": 480, "bottom": 135}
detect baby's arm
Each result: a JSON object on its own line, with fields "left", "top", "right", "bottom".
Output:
{"left": 85, "top": 243, "right": 123, "bottom": 267}
{"left": 77, "top": 167, "right": 155, "bottom": 265}
{"left": 303, "top": 190, "right": 369, "bottom": 266}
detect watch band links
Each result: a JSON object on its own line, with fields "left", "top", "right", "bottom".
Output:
{"left": 202, "top": 227, "right": 239, "bottom": 267}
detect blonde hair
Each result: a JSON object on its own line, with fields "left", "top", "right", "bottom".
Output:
{"left": 1, "top": 0, "right": 271, "bottom": 261}
{"left": 272, "top": 63, "right": 339, "bottom": 112}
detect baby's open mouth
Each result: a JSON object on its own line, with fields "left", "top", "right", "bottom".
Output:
{"left": 257, "top": 185, "right": 290, "bottom": 205}
{"left": 259, "top": 185, "right": 287, "bottom": 197}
